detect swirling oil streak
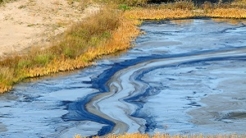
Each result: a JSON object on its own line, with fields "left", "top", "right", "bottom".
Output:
{"left": 61, "top": 92, "right": 115, "bottom": 136}
{"left": 86, "top": 47, "right": 246, "bottom": 134}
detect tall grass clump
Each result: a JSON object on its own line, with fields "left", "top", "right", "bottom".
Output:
{"left": 49, "top": 8, "right": 120, "bottom": 60}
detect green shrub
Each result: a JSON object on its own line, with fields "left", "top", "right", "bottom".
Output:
{"left": 119, "top": 4, "right": 131, "bottom": 10}
{"left": 33, "top": 54, "right": 53, "bottom": 67}
{"left": 17, "top": 59, "right": 32, "bottom": 69}
{"left": 98, "top": 0, "right": 148, "bottom": 6}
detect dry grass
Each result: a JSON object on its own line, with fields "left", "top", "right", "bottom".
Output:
{"left": 232, "top": 0, "right": 246, "bottom": 7}
{"left": 124, "top": 8, "right": 194, "bottom": 20}
{"left": 124, "top": 0, "right": 246, "bottom": 20}
{"left": 206, "top": 8, "right": 246, "bottom": 18}
{"left": 74, "top": 133, "right": 246, "bottom": 138}
{"left": 0, "top": 6, "right": 140, "bottom": 93}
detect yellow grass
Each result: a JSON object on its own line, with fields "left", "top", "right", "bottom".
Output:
{"left": 124, "top": 8, "right": 194, "bottom": 20}
{"left": 206, "top": 8, "right": 246, "bottom": 18}
{"left": 124, "top": 6, "right": 246, "bottom": 20}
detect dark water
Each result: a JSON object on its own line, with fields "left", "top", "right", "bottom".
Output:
{"left": 0, "top": 19, "right": 246, "bottom": 137}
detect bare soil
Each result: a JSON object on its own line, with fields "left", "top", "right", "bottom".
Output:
{"left": 0, "top": 0, "right": 99, "bottom": 58}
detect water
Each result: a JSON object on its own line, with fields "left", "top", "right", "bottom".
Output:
{"left": 0, "top": 19, "right": 246, "bottom": 137}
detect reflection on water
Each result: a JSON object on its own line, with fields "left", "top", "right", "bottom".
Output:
{"left": 0, "top": 19, "right": 246, "bottom": 137}
{"left": 212, "top": 18, "right": 246, "bottom": 25}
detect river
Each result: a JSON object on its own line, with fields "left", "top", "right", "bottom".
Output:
{"left": 0, "top": 19, "right": 246, "bottom": 137}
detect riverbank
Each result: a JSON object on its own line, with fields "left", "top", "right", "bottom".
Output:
{"left": 0, "top": 0, "right": 100, "bottom": 92}
{"left": 0, "top": 1, "right": 141, "bottom": 93}
{"left": 0, "top": 0, "right": 246, "bottom": 93}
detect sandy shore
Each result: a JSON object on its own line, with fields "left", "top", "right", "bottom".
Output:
{"left": 0, "top": 0, "right": 99, "bottom": 58}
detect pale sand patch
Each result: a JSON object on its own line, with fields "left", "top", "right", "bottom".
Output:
{"left": 0, "top": 0, "right": 99, "bottom": 58}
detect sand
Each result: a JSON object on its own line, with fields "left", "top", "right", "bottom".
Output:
{"left": 0, "top": 0, "right": 99, "bottom": 58}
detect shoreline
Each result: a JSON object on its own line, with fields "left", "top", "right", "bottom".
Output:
{"left": 1, "top": 1, "right": 246, "bottom": 93}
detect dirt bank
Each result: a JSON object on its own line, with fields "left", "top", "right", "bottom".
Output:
{"left": 0, "top": 0, "right": 99, "bottom": 58}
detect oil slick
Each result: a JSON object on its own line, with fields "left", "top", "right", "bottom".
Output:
{"left": 0, "top": 19, "right": 246, "bottom": 137}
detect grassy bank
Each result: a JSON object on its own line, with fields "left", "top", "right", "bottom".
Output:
{"left": 124, "top": 1, "right": 246, "bottom": 19}
{"left": 0, "top": 5, "right": 141, "bottom": 93}
{"left": 0, "top": 0, "right": 246, "bottom": 94}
